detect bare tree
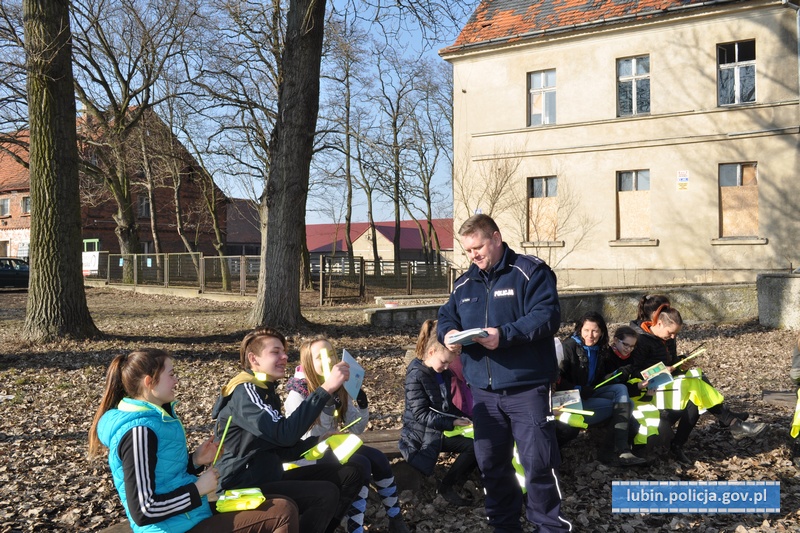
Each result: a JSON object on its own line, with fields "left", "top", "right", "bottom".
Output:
{"left": 22, "top": 0, "right": 99, "bottom": 342}
{"left": 0, "top": 1, "right": 27, "bottom": 151}
{"left": 519, "top": 175, "right": 596, "bottom": 269}
{"left": 314, "top": 16, "right": 370, "bottom": 273}
{"left": 456, "top": 146, "right": 596, "bottom": 268}
{"left": 135, "top": 116, "right": 164, "bottom": 258}
{"left": 404, "top": 59, "right": 452, "bottom": 265}
{"left": 196, "top": 0, "right": 475, "bottom": 328}
{"left": 353, "top": 113, "right": 384, "bottom": 273}
{"left": 370, "top": 44, "right": 424, "bottom": 272}
{"left": 70, "top": 0, "right": 201, "bottom": 278}
{"left": 155, "top": 96, "right": 232, "bottom": 288}
{"left": 453, "top": 142, "right": 523, "bottom": 218}
{"left": 246, "top": 0, "right": 326, "bottom": 327}
{"left": 185, "top": 0, "right": 283, "bottom": 198}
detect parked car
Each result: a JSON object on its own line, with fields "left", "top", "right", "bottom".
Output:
{"left": 0, "top": 257, "right": 29, "bottom": 288}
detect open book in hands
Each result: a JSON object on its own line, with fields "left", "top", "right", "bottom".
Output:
{"left": 446, "top": 328, "right": 488, "bottom": 346}
{"left": 640, "top": 361, "right": 673, "bottom": 390}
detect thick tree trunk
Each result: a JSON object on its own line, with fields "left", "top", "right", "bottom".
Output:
{"left": 250, "top": 0, "right": 326, "bottom": 328}
{"left": 23, "top": 0, "right": 99, "bottom": 342}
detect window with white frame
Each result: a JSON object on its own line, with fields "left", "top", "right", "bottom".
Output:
{"left": 527, "top": 176, "right": 558, "bottom": 241}
{"left": 719, "top": 162, "right": 758, "bottom": 237}
{"left": 617, "top": 169, "right": 651, "bottom": 239}
{"left": 718, "top": 40, "right": 755, "bottom": 105}
{"left": 528, "top": 69, "right": 556, "bottom": 127}
{"left": 617, "top": 56, "right": 650, "bottom": 116}
{"left": 21, "top": 196, "right": 30, "bottom": 214}
{"left": 137, "top": 195, "right": 151, "bottom": 218}
{"left": 529, "top": 176, "right": 558, "bottom": 198}
{"left": 0, "top": 198, "right": 9, "bottom": 216}
{"left": 617, "top": 170, "right": 650, "bottom": 191}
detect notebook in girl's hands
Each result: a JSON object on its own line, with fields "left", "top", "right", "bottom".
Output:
{"left": 341, "top": 349, "right": 364, "bottom": 400}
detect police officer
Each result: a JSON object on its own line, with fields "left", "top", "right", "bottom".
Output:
{"left": 438, "top": 214, "right": 571, "bottom": 532}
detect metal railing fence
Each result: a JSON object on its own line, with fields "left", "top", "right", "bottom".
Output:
{"left": 89, "top": 252, "right": 452, "bottom": 300}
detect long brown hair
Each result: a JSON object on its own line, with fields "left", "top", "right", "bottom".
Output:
{"left": 88, "top": 348, "right": 171, "bottom": 459}
{"left": 298, "top": 336, "right": 349, "bottom": 423}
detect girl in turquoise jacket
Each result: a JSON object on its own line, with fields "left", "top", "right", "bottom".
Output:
{"left": 88, "top": 348, "right": 298, "bottom": 533}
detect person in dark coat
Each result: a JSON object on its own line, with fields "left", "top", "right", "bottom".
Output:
{"left": 557, "top": 312, "right": 645, "bottom": 466}
{"left": 437, "top": 214, "right": 569, "bottom": 532}
{"left": 399, "top": 320, "right": 477, "bottom": 506}
{"left": 629, "top": 302, "right": 765, "bottom": 464}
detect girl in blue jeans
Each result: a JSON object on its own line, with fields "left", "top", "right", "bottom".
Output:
{"left": 557, "top": 311, "right": 646, "bottom": 467}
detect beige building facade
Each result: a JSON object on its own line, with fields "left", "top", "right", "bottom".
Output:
{"left": 442, "top": 0, "right": 800, "bottom": 288}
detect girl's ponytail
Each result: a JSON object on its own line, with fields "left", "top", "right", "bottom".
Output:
{"left": 88, "top": 354, "right": 128, "bottom": 458}
{"left": 415, "top": 319, "right": 439, "bottom": 360}
{"left": 637, "top": 294, "right": 671, "bottom": 322}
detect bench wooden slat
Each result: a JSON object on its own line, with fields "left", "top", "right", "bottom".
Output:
{"left": 360, "top": 428, "right": 401, "bottom": 444}
{"left": 359, "top": 428, "right": 402, "bottom": 458}
{"left": 762, "top": 390, "right": 798, "bottom": 409}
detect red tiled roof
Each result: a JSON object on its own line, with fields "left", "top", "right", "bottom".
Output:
{"left": 226, "top": 198, "right": 455, "bottom": 253}
{"left": 442, "top": 0, "right": 742, "bottom": 54}
{"left": 0, "top": 133, "right": 30, "bottom": 194}
{"left": 306, "top": 219, "right": 454, "bottom": 254}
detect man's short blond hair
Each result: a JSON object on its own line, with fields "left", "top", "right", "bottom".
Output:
{"left": 458, "top": 214, "right": 500, "bottom": 239}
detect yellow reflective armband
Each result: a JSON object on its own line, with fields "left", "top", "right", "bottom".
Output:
{"left": 302, "top": 433, "right": 363, "bottom": 463}
{"left": 443, "top": 425, "right": 474, "bottom": 438}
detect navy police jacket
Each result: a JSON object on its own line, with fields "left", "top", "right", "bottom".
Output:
{"left": 437, "top": 244, "right": 561, "bottom": 391}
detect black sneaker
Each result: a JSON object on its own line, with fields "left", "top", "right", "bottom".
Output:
{"left": 670, "top": 445, "right": 692, "bottom": 466}
{"left": 437, "top": 483, "right": 469, "bottom": 506}
{"left": 617, "top": 452, "right": 647, "bottom": 467}
{"left": 729, "top": 410, "right": 750, "bottom": 422}
{"left": 387, "top": 513, "right": 411, "bottom": 533}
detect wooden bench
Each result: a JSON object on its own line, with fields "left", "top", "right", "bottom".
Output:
{"left": 762, "top": 390, "right": 798, "bottom": 409}
{"left": 359, "top": 428, "right": 429, "bottom": 492}
{"left": 99, "top": 522, "right": 132, "bottom": 533}
{"left": 359, "top": 428, "right": 402, "bottom": 459}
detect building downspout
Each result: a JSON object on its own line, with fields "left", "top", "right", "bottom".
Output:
{"left": 782, "top": 0, "right": 800, "bottom": 102}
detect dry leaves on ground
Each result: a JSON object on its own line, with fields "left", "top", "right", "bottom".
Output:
{"left": 0, "top": 287, "right": 798, "bottom": 532}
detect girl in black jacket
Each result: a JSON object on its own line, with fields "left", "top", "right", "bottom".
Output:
{"left": 629, "top": 301, "right": 765, "bottom": 464}
{"left": 399, "top": 320, "right": 477, "bottom": 506}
